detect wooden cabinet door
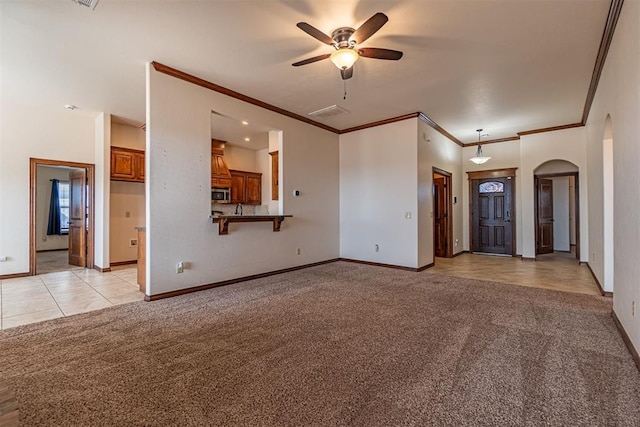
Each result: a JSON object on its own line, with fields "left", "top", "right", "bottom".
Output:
{"left": 230, "top": 171, "right": 246, "bottom": 204}
{"left": 246, "top": 173, "right": 262, "bottom": 205}
{"left": 111, "top": 149, "right": 136, "bottom": 181}
{"left": 135, "top": 152, "right": 145, "bottom": 182}
{"left": 269, "top": 151, "right": 279, "bottom": 201}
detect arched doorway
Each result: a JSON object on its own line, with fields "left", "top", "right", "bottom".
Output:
{"left": 603, "top": 114, "right": 614, "bottom": 292}
{"left": 534, "top": 160, "right": 579, "bottom": 259}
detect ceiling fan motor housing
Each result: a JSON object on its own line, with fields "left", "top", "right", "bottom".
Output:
{"left": 331, "top": 27, "right": 356, "bottom": 48}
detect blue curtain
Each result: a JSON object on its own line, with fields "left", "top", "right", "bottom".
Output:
{"left": 47, "top": 179, "right": 62, "bottom": 235}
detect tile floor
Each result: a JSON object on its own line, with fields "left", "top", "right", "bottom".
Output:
{"left": 0, "top": 266, "right": 144, "bottom": 330}
{"left": 430, "top": 250, "right": 601, "bottom": 296}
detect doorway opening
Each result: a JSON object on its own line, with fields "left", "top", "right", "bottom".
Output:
{"left": 433, "top": 167, "right": 452, "bottom": 258}
{"left": 468, "top": 168, "right": 517, "bottom": 256}
{"left": 30, "top": 158, "right": 95, "bottom": 275}
{"left": 534, "top": 160, "right": 579, "bottom": 260}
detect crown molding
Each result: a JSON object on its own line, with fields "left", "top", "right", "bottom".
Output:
{"left": 418, "top": 113, "right": 464, "bottom": 147}
{"left": 582, "top": 0, "right": 624, "bottom": 124}
{"left": 151, "top": 61, "right": 340, "bottom": 134}
{"left": 339, "top": 113, "right": 419, "bottom": 134}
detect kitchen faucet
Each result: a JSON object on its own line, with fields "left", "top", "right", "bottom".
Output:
{"left": 235, "top": 203, "right": 243, "bottom": 216}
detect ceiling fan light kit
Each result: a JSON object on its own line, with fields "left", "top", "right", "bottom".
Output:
{"left": 292, "top": 12, "right": 403, "bottom": 80}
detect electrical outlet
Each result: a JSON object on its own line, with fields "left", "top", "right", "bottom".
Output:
{"left": 296, "top": 248, "right": 301, "bottom": 255}
{"left": 129, "top": 239, "right": 138, "bottom": 247}
{"left": 455, "top": 239, "right": 459, "bottom": 247}
{"left": 176, "top": 262, "right": 184, "bottom": 274}
{"left": 375, "top": 244, "right": 380, "bottom": 252}
{"left": 125, "top": 211, "right": 131, "bottom": 218}
{"left": 42, "top": 235, "right": 47, "bottom": 242}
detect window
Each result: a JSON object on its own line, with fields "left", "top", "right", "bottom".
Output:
{"left": 58, "top": 181, "right": 70, "bottom": 234}
{"left": 479, "top": 181, "right": 504, "bottom": 193}
{"left": 47, "top": 179, "right": 70, "bottom": 236}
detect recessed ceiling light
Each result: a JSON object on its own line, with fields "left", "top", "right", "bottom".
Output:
{"left": 241, "top": 121, "right": 249, "bottom": 125}
{"left": 65, "top": 104, "right": 78, "bottom": 110}
{"left": 244, "top": 137, "right": 250, "bottom": 142}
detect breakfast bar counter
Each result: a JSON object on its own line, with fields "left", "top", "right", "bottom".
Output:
{"left": 211, "top": 215, "right": 293, "bottom": 235}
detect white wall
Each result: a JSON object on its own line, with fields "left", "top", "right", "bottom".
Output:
{"left": 552, "top": 176, "right": 570, "bottom": 251}
{"left": 569, "top": 175, "right": 576, "bottom": 245}
{"left": 0, "top": 101, "right": 96, "bottom": 275}
{"left": 602, "top": 138, "right": 614, "bottom": 291}
{"left": 519, "top": 127, "right": 588, "bottom": 261}
{"left": 339, "top": 119, "right": 419, "bottom": 268}
{"left": 463, "top": 140, "right": 522, "bottom": 254}
{"left": 417, "top": 119, "right": 463, "bottom": 266}
{"left": 146, "top": 64, "right": 339, "bottom": 295}
{"left": 256, "top": 148, "right": 271, "bottom": 212}
{"left": 36, "top": 166, "right": 71, "bottom": 251}
{"left": 586, "top": 0, "right": 639, "bottom": 350}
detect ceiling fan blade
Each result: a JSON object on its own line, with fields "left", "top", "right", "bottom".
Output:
{"left": 359, "top": 47, "right": 403, "bottom": 60}
{"left": 296, "top": 22, "right": 335, "bottom": 45}
{"left": 340, "top": 67, "right": 353, "bottom": 80}
{"left": 351, "top": 12, "right": 388, "bottom": 44}
{"left": 292, "top": 53, "right": 331, "bottom": 67}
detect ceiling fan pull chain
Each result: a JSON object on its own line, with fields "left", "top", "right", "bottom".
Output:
{"left": 344, "top": 80, "right": 347, "bottom": 100}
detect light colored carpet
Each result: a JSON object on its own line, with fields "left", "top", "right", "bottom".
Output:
{"left": 0, "top": 261, "right": 639, "bottom": 426}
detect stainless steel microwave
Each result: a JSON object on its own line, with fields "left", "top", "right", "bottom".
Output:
{"left": 212, "top": 187, "right": 231, "bottom": 203}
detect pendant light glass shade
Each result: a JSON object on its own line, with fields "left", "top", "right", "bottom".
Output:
{"left": 330, "top": 48, "right": 359, "bottom": 70}
{"left": 469, "top": 128, "right": 491, "bottom": 164}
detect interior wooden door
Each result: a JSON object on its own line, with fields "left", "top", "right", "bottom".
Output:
{"left": 537, "top": 178, "right": 554, "bottom": 254}
{"left": 68, "top": 169, "right": 87, "bottom": 267}
{"left": 471, "top": 177, "right": 513, "bottom": 255}
{"left": 433, "top": 177, "right": 447, "bottom": 257}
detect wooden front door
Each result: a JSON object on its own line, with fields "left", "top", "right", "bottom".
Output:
{"left": 471, "top": 177, "right": 513, "bottom": 255}
{"left": 536, "top": 178, "right": 554, "bottom": 254}
{"left": 433, "top": 177, "right": 447, "bottom": 257}
{"left": 68, "top": 169, "right": 87, "bottom": 267}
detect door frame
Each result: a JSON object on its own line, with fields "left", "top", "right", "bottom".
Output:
{"left": 433, "top": 167, "right": 453, "bottom": 258}
{"left": 534, "top": 172, "right": 580, "bottom": 259}
{"left": 467, "top": 168, "right": 517, "bottom": 256}
{"left": 29, "top": 158, "right": 95, "bottom": 275}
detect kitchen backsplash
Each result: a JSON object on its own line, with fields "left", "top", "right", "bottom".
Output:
{"left": 211, "top": 203, "right": 269, "bottom": 216}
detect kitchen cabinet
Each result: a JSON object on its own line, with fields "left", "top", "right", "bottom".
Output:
{"left": 111, "top": 147, "right": 145, "bottom": 183}
{"left": 211, "top": 140, "right": 232, "bottom": 188}
{"left": 230, "top": 170, "right": 262, "bottom": 205}
{"left": 269, "top": 151, "right": 279, "bottom": 201}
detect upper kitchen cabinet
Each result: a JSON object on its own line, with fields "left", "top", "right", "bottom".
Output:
{"left": 211, "top": 139, "right": 232, "bottom": 188}
{"left": 230, "top": 170, "right": 262, "bottom": 205}
{"left": 111, "top": 146, "right": 145, "bottom": 183}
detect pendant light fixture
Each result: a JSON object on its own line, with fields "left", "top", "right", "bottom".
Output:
{"left": 469, "top": 128, "right": 491, "bottom": 165}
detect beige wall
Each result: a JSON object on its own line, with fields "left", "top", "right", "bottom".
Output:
{"left": 0, "top": 101, "right": 96, "bottom": 275}
{"left": 586, "top": 0, "right": 639, "bottom": 353}
{"left": 146, "top": 64, "right": 340, "bottom": 295}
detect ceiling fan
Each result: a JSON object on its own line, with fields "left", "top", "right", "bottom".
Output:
{"left": 292, "top": 12, "right": 403, "bottom": 80}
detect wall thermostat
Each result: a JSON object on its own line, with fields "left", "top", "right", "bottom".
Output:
{"left": 293, "top": 190, "right": 300, "bottom": 197}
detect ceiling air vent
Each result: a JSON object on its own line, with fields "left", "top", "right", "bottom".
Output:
{"left": 71, "top": 0, "right": 100, "bottom": 10}
{"left": 308, "top": 105, "right": 350, "bottom": 119}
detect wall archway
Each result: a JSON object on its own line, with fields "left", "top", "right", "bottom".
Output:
{"left": 534, "top": 160, "right": 580, "bottom": 259}
{"left": 603, "top": 114, "right": 614, "bottom": 292}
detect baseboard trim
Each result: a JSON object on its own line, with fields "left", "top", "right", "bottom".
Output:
{"left": 452, "top": 251, "right": 468, "bottom": 258}
{"left": 145, "top": 258, "right": 340, "bottom": 302}
{"left": 94, "top": 266, "right": 112, "bottom": 273}
{"left": 612, "top": 311, "right": 640, "bottom": 373}
{"left": 340, "top": 258, "right": 432, "bottom": 272}
{"left": 0, "top": 272, "right": 30, "bottom": 280}
{"left": 110, "top": 260, "right": 137, "bottom": 267}
{"left": 586, "top": 263, "right": 612, "bottom": 297}
{"left": 521, "top": 257, "right": 536, "bottom": 262}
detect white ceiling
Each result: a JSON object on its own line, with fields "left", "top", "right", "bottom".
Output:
{"left": 2, "top": 0, "right": 610, "bottom": 144}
